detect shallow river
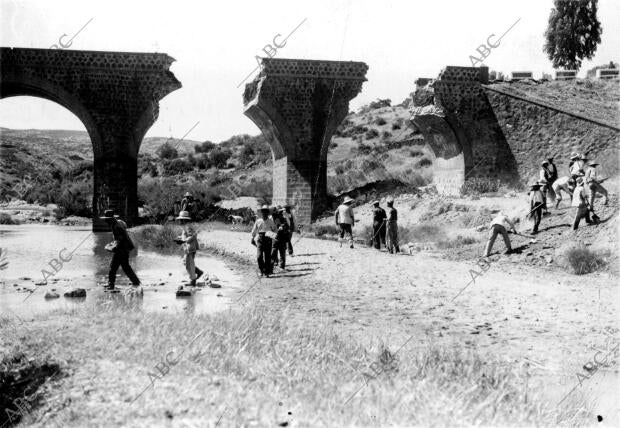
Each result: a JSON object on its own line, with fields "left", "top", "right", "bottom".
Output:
{"left": 0, "top": 225, "right": 243, "bottom": 318}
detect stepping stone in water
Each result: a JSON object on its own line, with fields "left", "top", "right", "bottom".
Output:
{"left": 44, "top": 291, "right": 60, "bottom": 299}
{"left": 176, "top": 286, "right": 195, "bottom": 297}
{"left": 64, "top": 288, "right": 87, "bottom": 298}
{"left": 208, "top": 282, "right": 222, "bottom": 289}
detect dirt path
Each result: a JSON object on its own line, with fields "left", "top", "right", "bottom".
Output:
{"left": 200, "top": 229, "right": 619, "bottom": 392}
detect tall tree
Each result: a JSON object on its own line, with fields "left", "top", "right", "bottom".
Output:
{"left": 544, "top": 0, "right": 602, "bottom": 71}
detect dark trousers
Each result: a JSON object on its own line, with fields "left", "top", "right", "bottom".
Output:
{"left": 256, "top": 234, "right": 273, "bottom": 275}
{"left": 573, "top": 206, "right": 592, "bottom": 230}
{"left": 287, "top": 233, "right": 294, "bottom": 255}
{"left": 531, "top": 204, "right": 543, "bottom": 233}
{"left": 108, "top": 251, "right": 140, "bottom": 286}
{"left": 372, "top": 222, "right": 386, "bottom": 249}
{"left": 339, "top": 223, "right": 353, "bottom": 243}
{"left": 271, "top": 239, "right": 286, "bottom": 269}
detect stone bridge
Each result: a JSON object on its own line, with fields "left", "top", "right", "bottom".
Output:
{"left": 410, "top": 66, "right": 518, "bottom": 194}
{"left": 0, "top": 47, "right": 181, "bottom": 230}
{"left": 243, "top": 58, "right": 368, "bottom": 225}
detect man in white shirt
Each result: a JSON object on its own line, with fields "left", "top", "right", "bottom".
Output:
{"left": 584, "top": 161, "right": 608, "bottom": 208}
{"left": 251, "top": 205, "right": 277, "bottom": 276}
{"left": 484, "top": 211, "right": 517, "bottom": 257}
{"left": 571, "top": 177, "right": 593, "bottom": 230}
{"left": 569, "top": 154, "right": 586, "bottom": 179}
{"left": 335, "top": 196, "right": 355, "bottom": 248}
{"left": 551, "top": 176, "right": 575, "bottom": 209}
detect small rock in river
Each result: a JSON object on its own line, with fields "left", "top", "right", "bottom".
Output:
{"left": 45, "top": 291, "right": 60, "bottom": 299}
{"left": 64, "top": 288, "right": 86, "bottom": 298}
{"left": 34, "top": 281, "right": 47, "bottom": 286}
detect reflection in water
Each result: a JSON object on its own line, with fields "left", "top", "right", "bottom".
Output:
{"left": 0, "top": 225, "right": 241, "bottom": 318}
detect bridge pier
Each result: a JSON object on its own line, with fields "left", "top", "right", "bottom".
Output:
{"left": 243, "top": 58, "right": 368, "bottom": 225}
{"left": 0, "top": 47, "right": 181, "bottom": 231}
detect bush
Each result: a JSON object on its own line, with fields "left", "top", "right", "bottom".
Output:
{"left": 365, "top": 129, "right": 380, "bottom": 140}
{"left": 436, "top": 235, "right": 479, "bottom": 249}
{"left": 0, "top": 213, "right": 19, "bottom": 225}
{"left": 564, "top": 245, "right": 607, "bottom": 275}
{"left": 410, "top": 149, "right": 424, "bottom": 158}
{"left": 374, "top": 117, "right": 387, "bottom": 126}
{"left": 194, "top": 140, "right": 216, "bottom": 154}
{"left": 209, "top": 148, "right": 233, "bottom": 169}
{"left": 157, "top": 142, "right": 178, "bottom": 160}
{"left": 163, "top": 158, "right": 193, "bottom": 175}
{"left": 310, "top": 224, "right": 340, "bottom": 237}
{"left": 131, "top": 224, "right": 183, "bottom": 252}
{"left": 357, "top": 143, "right": 373, "bottom": 155}
{"left": 381, "top": 131, "right": 392, "bottom": 140}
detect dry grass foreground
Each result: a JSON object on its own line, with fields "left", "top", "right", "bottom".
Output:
{"left": 0, "top": 302, "right": 590, "bottom": 428}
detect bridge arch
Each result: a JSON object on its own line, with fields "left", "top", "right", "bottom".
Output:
{"left": 0, "top": 47, "right": 181, "bottom": 230}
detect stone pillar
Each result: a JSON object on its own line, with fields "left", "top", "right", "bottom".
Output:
{"left": 243, "top": 58, "right": 368, "bottom": 225}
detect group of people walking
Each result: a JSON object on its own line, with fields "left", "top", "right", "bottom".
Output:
{"left": 484, "top": 152, "right": 608, "bottom": 257}
{"left": 250, "top": 204, "right": 296, "bottom": 277}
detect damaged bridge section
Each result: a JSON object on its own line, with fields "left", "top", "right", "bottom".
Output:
{"left": 410, "top": 66, "right": 518, "bottom": 195}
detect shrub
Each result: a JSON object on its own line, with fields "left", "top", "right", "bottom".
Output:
{"left": 0, "top": 213, "right": 19, "bottom": 225}
{"left": 410, "top": 149, "right": 424, "bottom": 158}
{"left": 374, "top": 117, "right": 387, "bottom": 126}
{"left": 163, "top": 158, "right": 193, "bottom": 175}
{"left": 194, "top": 140, "right": 216, "bottom": 154}
{"left": 381, "top": 131, "right": 392, "bottom": 140}
{"left": 564, "top": 244, "right": 607, "bottom": 275}
{"left": 131, "top": 224, "right": 183, "bottom": 252}
{"left": 209, "top": 148, "right": 233, "bottom": 169}
{"left": 310, "top": 224, "right": 339, "bottom": 237}
{"left": 365, "top": 129, "right": 380, "bottom": 140}
{"left": 436, "top": 235, "right": 479, "bottom": 249}
{"left": 392, "top": 122, "right": 401, "bottom": 130}
{"left": 157, "top": 142, "right": 178, "bottom": 160}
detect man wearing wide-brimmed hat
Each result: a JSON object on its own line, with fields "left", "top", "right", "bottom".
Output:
{"left": 271, "top": 206, "right": 290, "bottom": 270}
{"left": 584, "top": 161, "right": 608, "bottom": 208}
{"left": 335, "top": 196, "right": 355, "bottom": 248}
{"left": 385, "top": 198, "right": 400, "bottom": 254}
{"left": 528, "top": 182, "right": 544, "bottom": 234}
{"left": 251, "top": 205, "right": 277, "bottom": 276}
{"left": 371, "top": 200, "right": 387, "bottom": 250}
{"left": 539, "top": 160, "right": 556, "bottom": 211}
{"left": 571, "top": 177, "right": 593, "bottom": 230}
{"left": 175, "top": 210, "right": 203, "bottom": 286}
{"left": 100, "top": 209, "right": 140, "bottom": 290}
{"left": 569, "top": 153, "right": 586, "bottom": 180}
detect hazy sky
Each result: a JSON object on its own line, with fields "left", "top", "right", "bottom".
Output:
{"left": 1, "top": 0, "right": 618, "bottom": 143}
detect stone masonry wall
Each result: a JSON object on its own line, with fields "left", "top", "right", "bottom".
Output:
{"left": 486, "top": 89, "right": 620, "bottom": 183}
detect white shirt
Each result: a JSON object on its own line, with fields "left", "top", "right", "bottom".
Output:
{"left": 572, "top": 185, "right": 587, "bottom": 207}
{"left": 552, "top": 176, "right": 571, "bottom": 190}
{"left": 490, "top": 214, "right": 515, "bottom": 230}
{"left": 251, "top": 217, "right": 276, "bottom": 237}
{"left": 585, "top": 167, "right": 597, "bottom": 183}
{"left": 335, "top": 204, "right": 354, "bottom": 225}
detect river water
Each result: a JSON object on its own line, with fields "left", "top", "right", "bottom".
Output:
{"left": 0, "top": 225, "right": 243, "bottom": 318}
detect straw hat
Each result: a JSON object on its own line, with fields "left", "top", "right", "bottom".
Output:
{"left": 184, "top": 192, "right": 192, "bottom": 198}
{"left": 176, "top": 211, "right": 191, "bottom": 221}
{"left": 343, "top": 196, "right": 354, "bottom": 204}
{"left": 372, "top": 200, "right": 379, "bottom": 206}
{"left": 569, "top": 152, "right": 580, "bottom": 160}
{"left": 260, "top": 204, "right": 270, "bottom": 211}
{"left": 541, "top": 160, "right": 549, "bottom": 166}
{"left": 588, "top": 161, "right": 599, "bottom": 167}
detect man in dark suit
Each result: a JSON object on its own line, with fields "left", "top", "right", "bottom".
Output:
{"left": 101, "top": 209, "right": 140, "bottom": 290}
